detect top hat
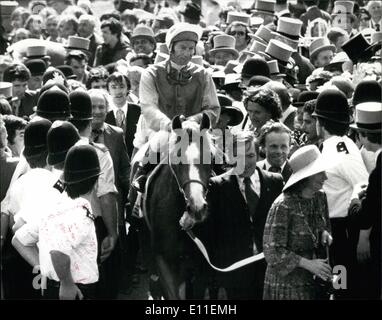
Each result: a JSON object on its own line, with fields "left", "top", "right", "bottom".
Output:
{"left": 226, "top": 11, "right": 251, "bottom": 25}
{"left": 349, "top": 102, "right": 382, "bottom": 133}
{"left": 241, "top": 56, "right": 270, "bottom": 79}
{"left": 210, "top": 35, "right": 239, "bottom": 60}
{"left": 309, "top": 37, "right": 336, "bottom": 61}
{"left": 37, "top": 85, "right": 72, "bottom": 121}
{"left": 312, "top": 89, "right": 351, "bottom": 124}
{"left": 218, "top": 93, "right": 244, "bottom": 126}
{"left": 251, "top": 0, "right": 276, "bottom": 16}
{"left": 246, "top": 39, "right": 267, "bottom": 55}
{"left": 331, "top": 1, "right": 354, "bottom": 16}
{"left": 23, "top": 118, "right": 52, "bottom": 159}
{"left": 165, "top": 23, "right": 202, "bottom": 49}
{"left": 292, "top": 90, "right": 319, "bottom": 107}
{"left": 352, "top": 80, "right": 382, "bottom": 107}
{"left": 179, "top": 1, "right": 202, "bottom": 21}
{"left": 275, "top": 17, "right": 302, "bottom": 40}
{"left": 0, "top": 82, "right": 13, "bottom": 100}
{"left": 267, "top": 60, "right": 286, "bottom": 78}
{"left": 341, "top": 33, "right": 374, "bottom": 64}
{"left": 26, "top": 46, "right": 48, "bottom": 58}
{"left": 65, "top": 36, "right": 90, "bottom": 52}
{"left": 25, "top": 59, "right": 47, "bottom": 76}
{"left": 69, "top": 90, "right": 93, "bottom": 121}
{"left": 250, "top": 25, "right": 273, "bottom": 44}
{"left": 283, "top": 145, "right": 329, "bottom": 192}
{"left": 47, "top": 120, "right": 81, "bottom": 166}
{"left": 64, "top": 144, "right": 101, "bottom": 185}
{"left": 131, "top": 25, "right": 156, "bottom": 45}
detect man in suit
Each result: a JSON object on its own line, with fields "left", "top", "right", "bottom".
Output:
{"left": 348, "top": 102, "right": 381, "bottom": 299}
{"left": 105, "top": 72, "right": 141, "bottom": 158}
{"left": 300, "top": 0, "right": 332, "bottom": 36}
{"left": 202, "top": 131, "right": 284, "bottom": 299}
{"left": 257, "top": 121, "right": 293, "bottom": 183}
{"left": 3, "top": 63, "right": 38, "bottom": 118}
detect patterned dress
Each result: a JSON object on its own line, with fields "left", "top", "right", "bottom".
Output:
{"left": 263, "top": 191, "right": 331, "bottom": 300}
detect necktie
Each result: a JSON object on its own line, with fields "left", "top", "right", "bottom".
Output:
{"left": 375, "top": 24, "right": 380, "bottom": 32}
{"left": 116, "top": 109, "right": 125, "bottom": 128}
{"left": 243, "top": 177, "right": 259, "bottom": 221}
{"left": 92, "top": 129, "right": 102, "bottom": 143}
{"left": 269, "top": 166, "right": 281, "bottom": 173}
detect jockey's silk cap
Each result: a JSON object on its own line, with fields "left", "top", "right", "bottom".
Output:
{"left": 165, "top": 23, "right": 202, "bottom": 50}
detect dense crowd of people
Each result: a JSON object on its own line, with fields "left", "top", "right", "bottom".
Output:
{"left": 0, "top": 0, "right": 381, "bottom": 300}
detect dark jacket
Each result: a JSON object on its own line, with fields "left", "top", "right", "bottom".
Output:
{"left": 201, "top": 168, "right": 284, "bottom": 290}
{"left": 105, "top": 103, "right": 141, "bottom": 158}
{"left": 94, "top": 37, "right": 131, "bottom": 67}
{"left": 88, "top": 33, "right": 103, "bottom": 67}
{"left": 16, "top": 90, "right": 39, "bottom": 118}
{"left": 257, "top": 159, "right": 293, "bottom": 183}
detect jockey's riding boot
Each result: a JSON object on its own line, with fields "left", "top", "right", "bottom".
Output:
{"left": 132, "top": 162, "right": 155, "bottom": 193}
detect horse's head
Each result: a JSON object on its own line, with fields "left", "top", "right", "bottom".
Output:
{"left": 169, "top": 113, "right": 213, "bottom": 229}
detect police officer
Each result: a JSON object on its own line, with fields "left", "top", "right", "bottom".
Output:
{"left": 312, "top": 89, "right": 369, "bottom": 299}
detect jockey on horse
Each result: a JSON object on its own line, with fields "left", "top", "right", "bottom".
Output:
{"left": 131, "top": 22, "right": 221, "bottom": 193}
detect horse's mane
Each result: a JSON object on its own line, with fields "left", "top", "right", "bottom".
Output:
{"left": 168, "top": 120, "right": 217, "bottom": 159}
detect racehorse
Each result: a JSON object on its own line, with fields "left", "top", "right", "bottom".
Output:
{"left": 144, "top": 113, "right": 215, "bottom": 300}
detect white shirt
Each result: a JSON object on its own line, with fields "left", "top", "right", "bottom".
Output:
{"left": 112, "top": 101, "right": 128, "bottom": 123}
{"left": 321, "top": 135, "right": 369, "bottom": 218}
{"left": 37, "top": 196, "right": 98, "bottom": 284}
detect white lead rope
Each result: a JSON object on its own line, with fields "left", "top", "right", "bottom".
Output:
{"left": 186, "top": 230, "right": 265, "bottom": 272}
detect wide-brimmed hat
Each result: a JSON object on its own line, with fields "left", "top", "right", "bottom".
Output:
{"left": 350, "top": 102, "right": 382, "bottom": 133}
{"left": 210, "top": 35, "right": 239, "bottom": 60}
{"left": 312, "top": 89, "right": 351, "bottom": 124}
{"left": 250, "top": 25, "right": 273, "bottom": 44}
{"left": 267, "top": 60, "right": 286, "bottom": 78}
{"left": 26, "top": 45, "right": 49, "bottom": 59}
{"left": 0, "top": 82, "right": 13, "bottom": 100}
{"left": 292, "top": 91, "right": 319, "bottom": 107}
{"left": 37, "top": 85, "right": 72, "bottom": 121}
{"left": 165, "top": 23, "right": 202, "bottom": 50}
{"left": 65, "top": 36, "right": 90, "bottom": 52}
{"left": 226, "top": 11, "right": 251, "bottom": 25}
{"left": 283, "top": 145, "right": 328, "bottom": 192}
{"left": 69, "top": 90, "right": 93, "bottom": 121}
{"left": 179, "top": 1, "right": 202, "bottom": 21}
{"left": 23, "top": 118, "right": 52, "bottom": 159}
{"left": 251, "top": 0, "right": 276, "bottom": 16}
{"left": 218, "top": 94, "right": 243, "bottom": 126}
{"left": 131, "top": 25, "right": 156, "bottom": 45}
{"left": 309, "top": 37, "right": 336, "bottom": 61}
{"left": 24, "top": 59, "right": 47, "bottom": 76}
{"left": 341, "top": 33, "right": 374, "bottom": 64}
{"left": 47, "top": 120, "right": 81, "bottom": 166}
{"left": 64, "top": 144, "right": 101, "bottom": 185}
{"left": 352, "top": 80, "right": 382, "bottom": 107}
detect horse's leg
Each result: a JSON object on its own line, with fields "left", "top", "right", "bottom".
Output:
{"left": 156, "top": 255, "right": 180, "bottom": 300}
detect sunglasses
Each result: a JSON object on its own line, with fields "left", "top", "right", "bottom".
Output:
{"left": 230, "top": 31, "right": 245, "bottom": 37}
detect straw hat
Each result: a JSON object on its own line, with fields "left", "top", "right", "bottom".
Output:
{"left": 309, "top": 37, "right": 336, "bottom": 61}
{"left": 264, "top": 39, "right": 294, "bottom": 67}
{"left": 26, "top": 45, "right": 48, "bottom": 59}
{"left": 350, "top": 102, "right": 382, "bottom": 133}
{"left": 283, "top": 145, "right": 328, "bottom": 192}
{"left": 272, "top": 17, "right": 302, "bottom": 51}
{"left": 226, "top": 11, "right": 251, "bottom": 25}
{"left": 65, "top": 36, "right": 90, "bottom": 52}
{"left": 209, "top": 35, "right": 239, "bottom": 60}
{"left": 251, "top": 0, "right": 276, "bottom": 16}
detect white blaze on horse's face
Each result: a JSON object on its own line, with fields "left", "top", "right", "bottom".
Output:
{"left": 185, "top": 142, "right": 206, "bottom": 214}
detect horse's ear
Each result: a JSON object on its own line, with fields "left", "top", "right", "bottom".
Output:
{"left": 200, "top": 113, "right": 210, "bottom": 131}
{"left": 172, "top": 115, "right": 182, "bottom": 131}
